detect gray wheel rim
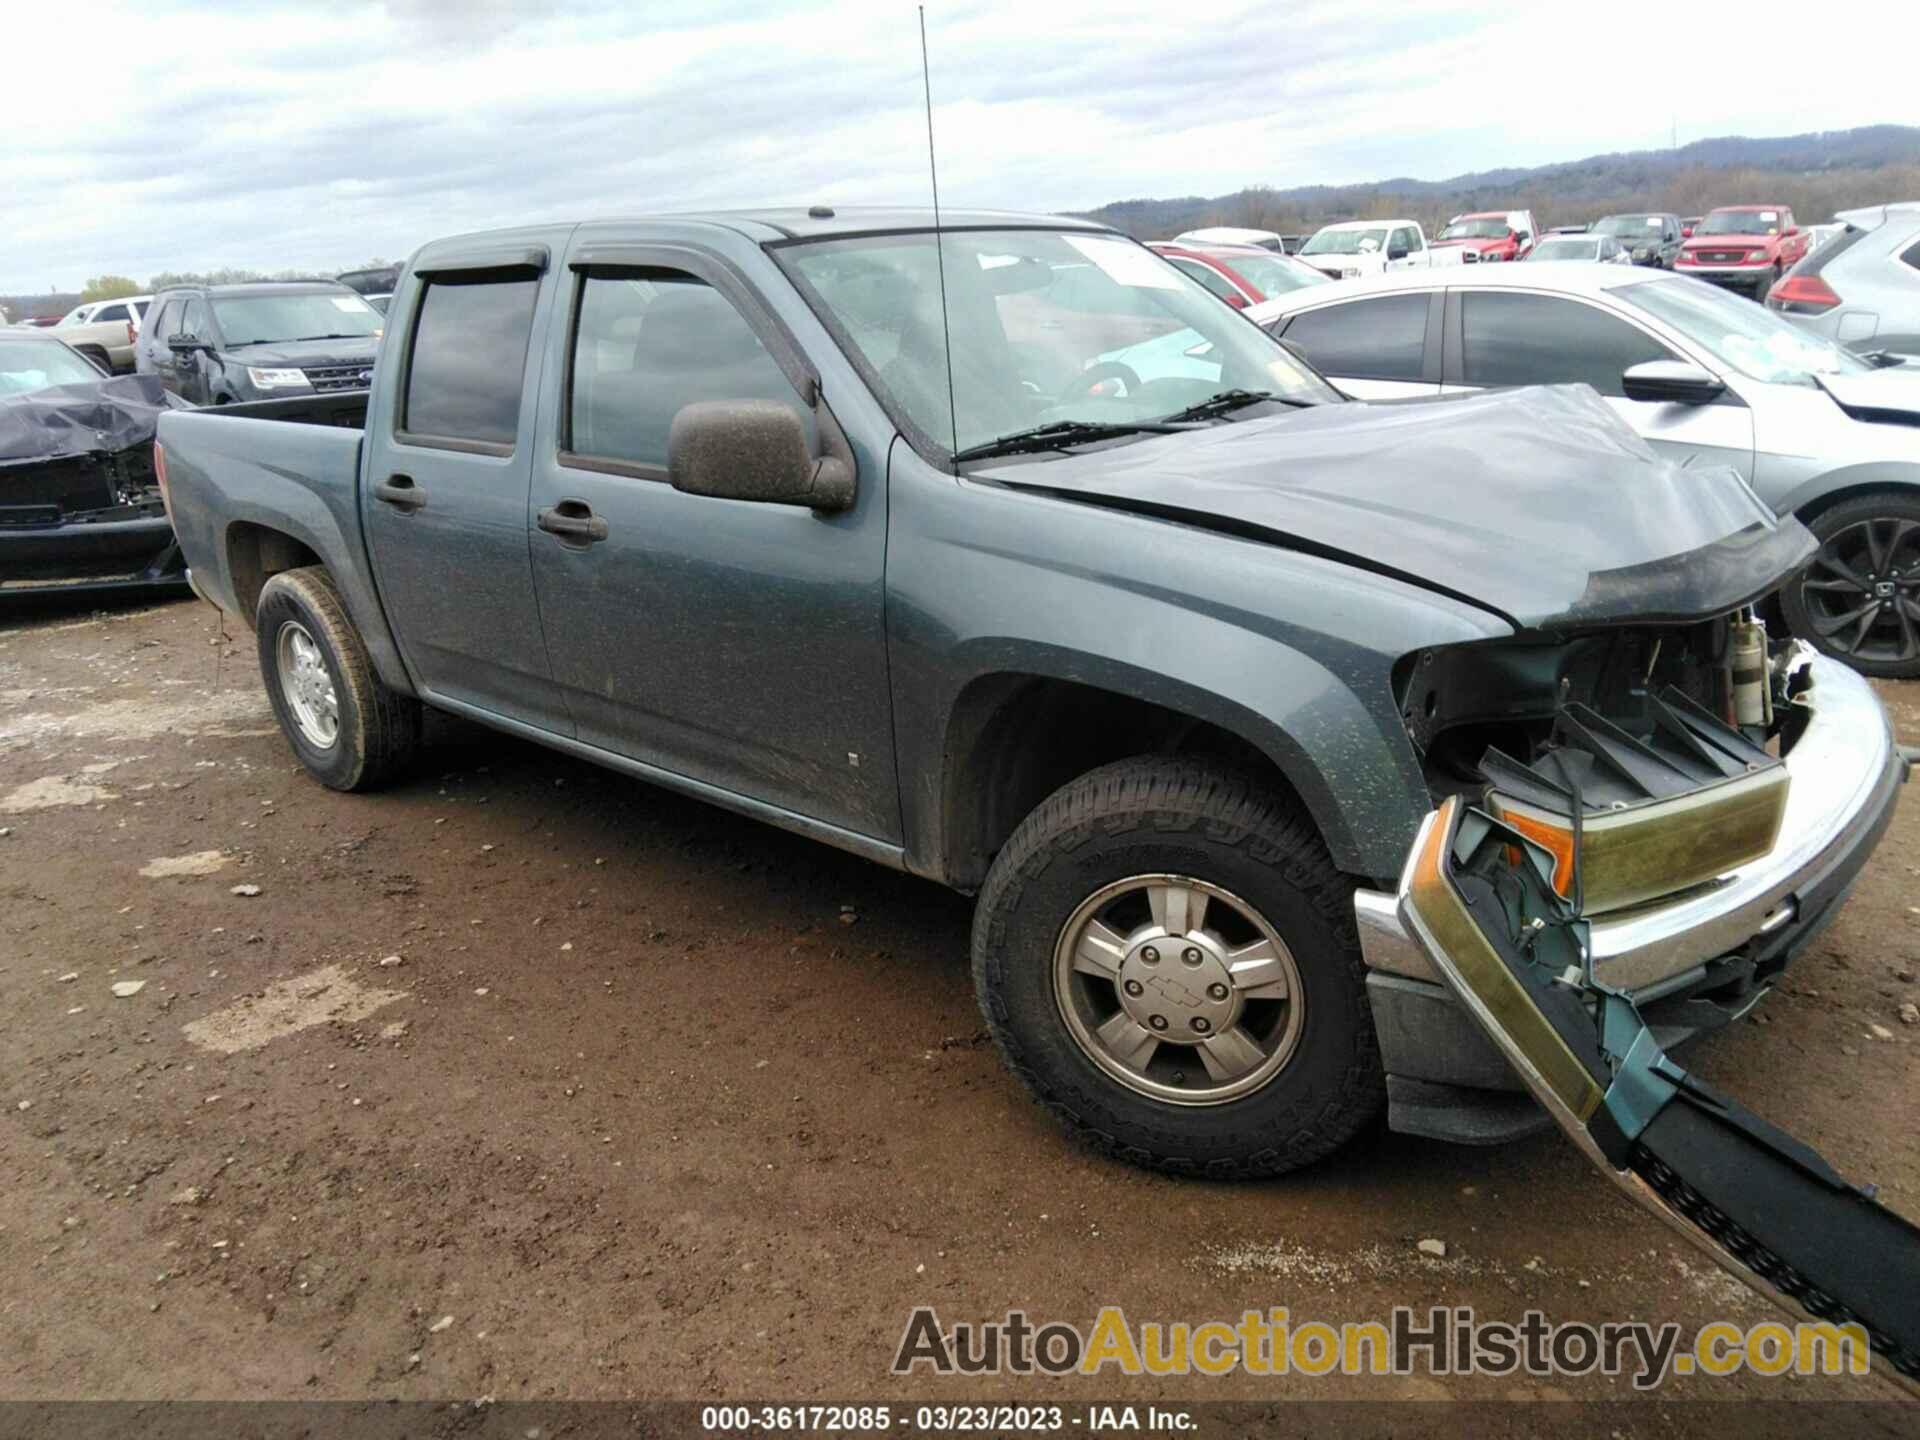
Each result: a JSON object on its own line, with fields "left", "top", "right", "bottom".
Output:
{"left": 276, "top": 620, "right": 339, "bottom": 749}
{"left": 1800, "top": 518, "right": 1920, "bottom": 663}
{"left": 1053, "top": 874, "right": 1305, "bottom": 1106}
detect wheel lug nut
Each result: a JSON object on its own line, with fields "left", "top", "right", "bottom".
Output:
{"left": 1207, "top": 983, "right": 1229, "bottom": 1000}
{"left": 1141, "top": 946, "right": 1160, "bottom": 964}
{"left": 1148, "top": 1015, "right": 1168, "bottom": 1031}
{"left": 1191, "top": 1017, "right": 1212, "bottom": 1034}
{"left": 1123, "top": 980, "right": 1143, "bottom": 997}
{"left": 1181, "top": 947, "right": 1203, "bottom": 966}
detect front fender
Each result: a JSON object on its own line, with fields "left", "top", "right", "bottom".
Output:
{"left": 1770, "top": 460, "right": 1920, "bottom": 521}
{"left": 885, "top": 447, "right": 1511, "bottom": 882}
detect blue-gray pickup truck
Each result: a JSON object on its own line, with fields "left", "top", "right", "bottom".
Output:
{"left": 154, "top": 208, "right": 1905, "bottom": 1178}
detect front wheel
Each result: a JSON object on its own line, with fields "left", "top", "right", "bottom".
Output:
{"left": 1781, "top": 493, "right": 1920, "bottom": 678}
{"left": 972, "top": 757, "right": 1383, "bottom": 1178}
{"left": 256, "top": 566, "right": 421, "bottom": 789}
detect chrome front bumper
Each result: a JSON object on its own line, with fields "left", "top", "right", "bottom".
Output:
{"left": 1357, "top": 653, "right": 1904, "bottom": 998}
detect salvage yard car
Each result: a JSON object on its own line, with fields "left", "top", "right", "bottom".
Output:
{"left": 155, "top": 208, "right": 1902, "bottom": 1177}
{"left": 1248, "top": 266, "right": 1920, "bottom": 677}
{"left": 1, "top": 330, "right": 187, "bottom": 601}
{"left": 135, "top": 281, "right": 384, "bottom": 405}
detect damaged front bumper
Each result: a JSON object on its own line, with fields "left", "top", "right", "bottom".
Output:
{"left": 1398, "top": 792, "right": 1920, "bottom": 1393}
{"left": 1, "top": 454, "right": 188, "bottom": 604}
{"left": 1354, "top": 649, "right": 1905, "bottom": 1142}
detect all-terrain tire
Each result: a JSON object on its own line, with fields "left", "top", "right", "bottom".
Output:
{"left": 1780, "top": 490, "right": 1920, "bottom": 679}
{"left": 256, "top": 566, "right": 421, "bottom": 790}
{"left": 972, "top": 756, "right": 1384, "bottom": 1179}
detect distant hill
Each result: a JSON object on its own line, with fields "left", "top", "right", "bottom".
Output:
{"left": 1077, "top": 125, "right": 1920, "bottom": 239}
{"left": 1, "top": 292, "right": 80, "bottom": 324}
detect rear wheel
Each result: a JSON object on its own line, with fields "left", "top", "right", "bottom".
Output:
{"left": 1781, "top": 492, "right": 1920, "bottom": 678}
{"left": 256, "top": 566, "right": 421, "bottom": 789}
{"left": 972, "top": 757, "right": 1383, "bottom": 1178}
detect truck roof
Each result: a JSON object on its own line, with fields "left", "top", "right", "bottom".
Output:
{"left": 419, "top": 207, "right": 1113, "bottom": 253}
{"left": 1314, "top": 218, "right": 1416, "bottom": 231}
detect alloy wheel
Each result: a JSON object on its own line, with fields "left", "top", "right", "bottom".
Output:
{"left": 1799, "top": 518, "right": 1920, "bottom": 664}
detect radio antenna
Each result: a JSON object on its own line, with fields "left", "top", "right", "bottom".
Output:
{"left": 919, "top": 5, "right": 960, "bottom": 465}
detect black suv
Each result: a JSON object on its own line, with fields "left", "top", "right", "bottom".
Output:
{"left": 134, "top": 282, "right": 383, "bottom": 405}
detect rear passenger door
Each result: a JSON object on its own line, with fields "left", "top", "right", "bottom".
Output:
{"left": 523, "top": 238, "right": 899, "bottom": 842}
{"left": 1273, "top": 291, "right": 1442, "bottom": 400}
{"left": 1443, "top": 289, "right": 1754, "bottom": 477}
{"left": 360, "top": 251, "right": 573, "bottom": 732}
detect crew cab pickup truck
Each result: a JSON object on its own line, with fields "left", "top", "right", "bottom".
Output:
{"left": 1429, "top": 210, "right": 1540, "bottom": 264}
{"left": 1297, "top": 219, "right": 1467, "bottom": 280}
{"left": 155, "top": 207, "right": 1904, "bottom": 1178}
{"left": 1675, "top": 205, "right": 1811, "bottom": 301}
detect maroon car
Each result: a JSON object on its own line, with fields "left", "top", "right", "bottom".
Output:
{"left": 1147, "top": 242, "right": 1331, "bottom": 309}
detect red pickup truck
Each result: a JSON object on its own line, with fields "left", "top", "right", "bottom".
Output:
{"left": 1674, "top": 205, "right": 1811, "bottom": 301}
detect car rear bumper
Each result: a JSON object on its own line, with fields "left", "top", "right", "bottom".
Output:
{"left": 1351, "top": 652, "right": 1904, "bottom": 1138}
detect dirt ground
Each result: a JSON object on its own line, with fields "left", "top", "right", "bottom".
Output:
{"left": 2, "top": 595, "right": 1918, "bottom": 1420}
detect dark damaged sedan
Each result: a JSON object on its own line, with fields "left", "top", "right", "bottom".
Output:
{"left": 1, "top": 332, "right": 189, "bottom": 603}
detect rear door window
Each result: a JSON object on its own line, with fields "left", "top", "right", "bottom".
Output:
{"left": 1459, "top": 292, "right": 1673, "bottom": 396}
{"left": 94, "top": 303, "right": 129, "bottom": 324}
{"left": 1280, "top": 294, "right": 1429, "bottom": 381}
{"left": 402, "top": 276, "right": 540, "bottom": 449}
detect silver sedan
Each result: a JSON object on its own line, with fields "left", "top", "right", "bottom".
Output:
{"left": 1250, "top": 264, "right": 1920, "bottom": 676}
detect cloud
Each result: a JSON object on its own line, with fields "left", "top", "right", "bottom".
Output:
{"left": 1, "top": 0, "right": 1905, "bottom": 289}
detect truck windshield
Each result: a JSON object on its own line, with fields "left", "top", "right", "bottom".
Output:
{"left": 0, "top": 340, "right": 107, "bottom": 395}
{"left": 778, "top": 229, "right": 1336, "bottom": 457}
{"left": 1593, "top": 216, "right": 1664, "bottom": 237}
{"left": 209, "top": 292, "right": 383, "bottom": 346}
{"left": 1439, "top": 219, "right": 1509, "bottom": 240}
{"left": 1300, "top": 228, "right": 1390, "bottom": 256}
{"left": 1698, "top": 211, "right": 1781, "bottom": 236}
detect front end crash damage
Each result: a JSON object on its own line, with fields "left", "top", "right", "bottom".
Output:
{"left": 1399, "top": 794, "right": 1920, "bottom": 1394}
{"left": 1357, "top": 608, "right": 1904, "bottom": 1144}
{"left": 0, "top": 376, "right": 188, "bottom": 600}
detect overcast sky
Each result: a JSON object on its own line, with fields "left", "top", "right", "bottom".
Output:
{"left": 4, "top": 0, "right": 1909, "bottom": 291}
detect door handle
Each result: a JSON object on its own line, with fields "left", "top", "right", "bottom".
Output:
{"left": 373, "top": 474, "right": 427, "bottom": 511}
{"left": 537, "top": 500, "right": 609, "bottom": 544}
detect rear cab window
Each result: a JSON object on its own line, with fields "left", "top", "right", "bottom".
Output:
{"left": 400, "top": 275, "right": 541, "bottom": 452}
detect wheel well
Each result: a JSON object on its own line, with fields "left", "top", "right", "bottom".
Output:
{"left": 940, "top": 675, "right": 1313, "bottom": 892}
{"left": 226, "top": 523, "right": 322, "bottom": 620}
{"left": 1793, "top": 481, "right": 1919, "bottom": 527}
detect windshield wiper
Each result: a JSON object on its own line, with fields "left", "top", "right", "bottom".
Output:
{"left": 1161, "top": 388, "right": 1312, "bottom": 423}
{"left": 288, "top": 334, "right": 366, "bottom": 342}
{"left": 951, "top": 418, "right": 1193, "bottom": 464}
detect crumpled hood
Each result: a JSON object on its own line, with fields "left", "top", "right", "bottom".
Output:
{"left": 974, "top": 385, "right": 1813, "bottom": 630}
{"left": 0, "top": 374, "right": 187, "bottom": 465}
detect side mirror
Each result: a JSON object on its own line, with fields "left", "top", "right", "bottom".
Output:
{"left": 668, "top": 399, "right": 854, "bottom": 512}
{"left": 1386, "top": 245, "right": 1409, "bottom": 261}
{"left": 167, "top": 335, "right": 203, "bottom": 354}
{"left": 1622, "top": 360, "right": 1725, "bottom": 406}
{"left": 1224, "top": 291, "right": 1249, "bottom": 310}
{"left": 1784, "top": 225, "right": 1800, "bottom": 236}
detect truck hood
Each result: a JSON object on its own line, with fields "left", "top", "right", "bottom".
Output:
{"left": 973, "top": 385, "right": 1812, "bottom": 630}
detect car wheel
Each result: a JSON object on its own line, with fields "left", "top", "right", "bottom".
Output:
{"left": 1781, "top": 492, "right": 1920, "bottom": 679}
{"left": 256, "top": 566, "right": 421, "bottom": 790}
{"left": 972, "top": 756, "right": 1383, "bottom": 1178}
